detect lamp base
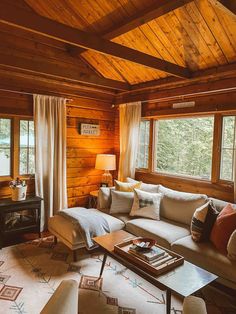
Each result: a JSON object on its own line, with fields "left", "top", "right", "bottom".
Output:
{"left": 101, "top": 170, "right": 113, "bottom": 187}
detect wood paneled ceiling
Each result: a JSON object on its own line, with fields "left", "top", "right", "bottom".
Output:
{"left": 22, "top": 0, "right": 236, "bottom": 85}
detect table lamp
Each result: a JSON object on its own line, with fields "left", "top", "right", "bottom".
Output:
{"left": 95, "top": 154, "right": 116, "bottom": 187}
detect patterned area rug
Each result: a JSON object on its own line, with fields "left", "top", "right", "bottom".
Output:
{"left": 0, "top": 237, "right": 235, "bottom": 314}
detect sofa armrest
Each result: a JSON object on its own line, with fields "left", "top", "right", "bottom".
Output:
{"left": 40, "top": 279, "right": 78, "bottom": 314}
{"left": 183, "top": 296, "right": 207, "bottom": 314}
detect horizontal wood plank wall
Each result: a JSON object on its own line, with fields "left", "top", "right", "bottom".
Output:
{"left": 67, "top": 98, "right": 116, "bottom": 207}
{"left": 143, "top": 91, "right": 236, "bottom": 117}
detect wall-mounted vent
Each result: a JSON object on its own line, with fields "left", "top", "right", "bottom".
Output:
{"left": 172, "top": 101, "right": 195, "bottom": 109}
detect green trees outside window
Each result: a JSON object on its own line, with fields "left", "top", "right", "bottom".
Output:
{"left": 137, "top": 115, "right": 236, "bottom": 182}
{"left": 0, "top": 118, "right": 11, "bottom": 176}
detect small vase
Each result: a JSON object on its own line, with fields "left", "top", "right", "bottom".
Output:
{"left": 11, "top": 186, "right": 27, "bottom": 201}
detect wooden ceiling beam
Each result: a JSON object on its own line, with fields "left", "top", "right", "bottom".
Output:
{"left": 102, "top": 0, "right": 194, "bottom": 40}
{"left": 69, "top": 0, "right": 194, "bottom": 60}
{"left": 0, "top": 2, "right": 190, "bottom": 78}
{"left": 0, "top": 53, "right": 129, "bottom": 91}
{"left": 128, "top": 62, "right": 236, "bottom": 92}
{"left": 115, "top": 76, "right": 236, "bottom": 105}
{"left": 115, "top": 63, "right": 236, "bottom": 104}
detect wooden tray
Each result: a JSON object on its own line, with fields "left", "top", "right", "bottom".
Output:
{"left": 114, "top": 239, "right": 184, "bottom": 276}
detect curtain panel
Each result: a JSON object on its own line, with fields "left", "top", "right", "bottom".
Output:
{"left": 34, "top": 94, "right": 67, "bottom": 231}
{"left": 118, "top": 101, "right": 141, "bottom": 181}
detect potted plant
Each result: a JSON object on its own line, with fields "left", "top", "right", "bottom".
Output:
{"left": 9, "top": 177, "right": 27, "bottom": 201}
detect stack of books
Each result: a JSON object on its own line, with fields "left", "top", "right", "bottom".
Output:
{"left": 129, "top": 244, "right": 177, "bottom": 268}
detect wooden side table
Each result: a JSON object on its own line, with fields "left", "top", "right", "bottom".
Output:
{"left": 0, "top": 196, "right": 42, "bottom": 249}
{"left": 88, "top": 190, "right": 99, "bottom": 208}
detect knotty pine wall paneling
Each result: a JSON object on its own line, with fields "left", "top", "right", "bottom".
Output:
{"left": 66, "top": 98, "right": 116, "bottom": 208}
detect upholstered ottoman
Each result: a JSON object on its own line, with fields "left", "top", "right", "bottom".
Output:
{"left": 48, "top": 208, "right": 125, "bottom": 260}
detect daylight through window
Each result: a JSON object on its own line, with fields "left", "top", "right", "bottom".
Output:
{"left": 20, "top": 120, "right": 35, "bottom": 175}
{"left": 137, "top": 120, "right": 150, "bottom": 169}
{"left": 220, "top": 116, "right": 236, "bottom": 181}
{"left": 0, "top": 118, "right": 11, "bottom": 176}
{"left": 154, "top": 117, "right": 214, "bottom": 179}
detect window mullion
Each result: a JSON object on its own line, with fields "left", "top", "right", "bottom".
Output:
{"left": 148, "top": 119, "right": 154, "bottom": 172}
{"left": 211, "top": 114, "right": 222, "bottom": 183}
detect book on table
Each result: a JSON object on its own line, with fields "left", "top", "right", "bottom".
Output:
{"left": 129, "top": 244, "right": 166, "bottom": 262}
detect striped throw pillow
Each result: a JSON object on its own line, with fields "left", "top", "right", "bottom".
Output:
{"left": 191, "top": 200, "right": 218, "bottom": 242}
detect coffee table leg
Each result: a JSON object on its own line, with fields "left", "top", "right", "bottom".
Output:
{"left": 166, "top": 289, "right": 171, "bottom": 314}
{"left": 99, "top": 253, "right": 107, "bottom": 278}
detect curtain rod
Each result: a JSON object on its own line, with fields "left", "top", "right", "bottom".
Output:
{"left": 0, "top": 88, "right": 73, "bottom": 103}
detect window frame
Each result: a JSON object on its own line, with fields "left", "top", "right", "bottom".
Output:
{"left": 0, "top": 115, "right": 34, "bottom": 182}
{"left": 19, "top": 119, "right": 35, "bottom": 176}
{"left": 136, "top": 111, "right": 236, "bottom": 186}
{"left": 218, "top": 113, "right": 236, "bottom": 185}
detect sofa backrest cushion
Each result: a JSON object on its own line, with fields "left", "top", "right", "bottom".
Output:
{"left": 209, "top": 197, "right": 236, "bottom": 212}
{"left": 158, "top": 185, "right": 208, "bottom": 225}
{"left": 126, "top": 177, "right": 159, "bottom": 193}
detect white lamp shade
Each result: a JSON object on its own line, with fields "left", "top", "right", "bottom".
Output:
{"left": 95, "top": 154, "right": 116, "bottom": 170}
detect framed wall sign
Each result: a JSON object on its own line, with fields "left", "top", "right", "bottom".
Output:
{"left": 79, "top": 123, "right": 100, "bottom": 136}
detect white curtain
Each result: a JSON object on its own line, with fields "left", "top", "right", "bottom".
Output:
{"left": 34, "top": 94, "right": 67, "bottom": 231}
{"left": 118, "top": 101, "right": 141, "bottom": 181}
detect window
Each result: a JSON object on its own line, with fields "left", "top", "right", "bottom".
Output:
{"left": 154, "top": 117, "right": 214, "bottom": 179}
{"left": 0, "top": 118, "right": 11, "bottom": 176}
{"left": 137, "top": 120, "right": 150, "bottom": 169}
{"left": 0, "top": 117, "right": 35, "bottom": 179}
{"left": 20, "top": 120, "right": 35, "bottom": 175}
{"left": 220, "top": 116, "right": 236, "bottom": 181}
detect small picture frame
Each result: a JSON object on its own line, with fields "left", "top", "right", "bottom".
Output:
{"left": 100, "top": 182, "right": 108, "bottom": 187}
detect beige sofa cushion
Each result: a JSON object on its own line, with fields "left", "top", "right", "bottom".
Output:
{"left": 111, "top": 214, "right": 133, "bottom": 224}
{"left": 125, "top": 218, "right": 190, "bottom": 249}
{"left": 209, "top": 197, "right": 236, "bottom": 212}
{"left": 158, "top": 185, "right": 208, "bottom": 225}
{"left": 171, "top": 235, "right": 236, "bottom": 285}
{"left": 48, "top": 208, "right": 125, "bottom": 248}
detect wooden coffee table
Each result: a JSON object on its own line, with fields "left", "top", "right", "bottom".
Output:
{"left": 93, "top": 230, "right": 218, "bottom": 314}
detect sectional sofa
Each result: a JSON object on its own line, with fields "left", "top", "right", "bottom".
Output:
{"left": 48, "top": 182, "right": 236, "bottom": 290}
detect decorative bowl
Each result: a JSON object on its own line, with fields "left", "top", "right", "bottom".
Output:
{"left": 132, "top": 237, "right": 156, "bottom": 249}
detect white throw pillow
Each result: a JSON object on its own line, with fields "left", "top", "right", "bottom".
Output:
{"left": 158, "top": 185, "right": 208, "bottom": 225}
{"left": 227, "top": 230, "right": 236, "bottom": 261}
{"left": 110, "top": 190, "right": 134, "bottom": 214}
{"left": 130, "top": 189, "right": 162, "bottom": 220}
{"left": 126, "top": 177, "right": 159, "bottom": 193}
